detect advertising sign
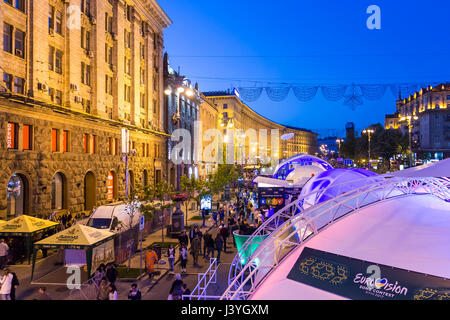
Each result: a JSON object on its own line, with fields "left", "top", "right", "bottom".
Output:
{"left": 107, "top": 172, "right": 114, "bottom": 201}
{"left": 287, "top": 247, "right": 450, "bottom": 300}
{"left": 200, "top": 195, "right": 212, "bottom": 210}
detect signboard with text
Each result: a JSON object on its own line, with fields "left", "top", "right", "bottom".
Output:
{"left": 287, "top": 247, "right": 450, "bottom": 300}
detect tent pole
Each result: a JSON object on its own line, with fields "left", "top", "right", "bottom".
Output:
{"left": 30, "top": 247, "right": 38, "bottom": 281}
{"left": 86, "top": 247, "right": 93, "bottom": 279}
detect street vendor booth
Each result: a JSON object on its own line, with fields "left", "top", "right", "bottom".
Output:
{"left": 0, "top": 215, "right": 59, "bottom": 264}
{"left": 31, "top": 224, "right": 116, "bottom": 281}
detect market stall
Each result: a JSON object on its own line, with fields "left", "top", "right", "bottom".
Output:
{"left": 31, "top": 224, "right": 115, "bottom": 281}
{"left": 0, "top": 215, "right": 59, "bottom": 264}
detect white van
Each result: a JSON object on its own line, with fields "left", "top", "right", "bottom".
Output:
{"left": 86, "top": 203, "right": 142, "bottom": 232}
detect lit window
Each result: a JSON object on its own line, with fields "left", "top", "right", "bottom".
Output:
{"left": 7, "top": 122, "right": 19, "bottom": 149}
{"left": 51, "top": 129, "right": 60, "bottom": 152}
{"left": 63, "top": 130, "right": 69, "bottom": 152}
{"left": 23, "top": 124, "right": 32, "bottom": 150}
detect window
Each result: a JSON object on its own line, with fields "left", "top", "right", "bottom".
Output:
{"left": 63, "top": 130, "right": 69, "bottom": 152}
{"left": 51, "top": 129, "right": 60, "bottom": 152}
{"left": 52, "top": 172, "right": 65, "bottom": 210}
{"left": 85, "top": 31, "right": 91, "bottom": 51}
{"left": 81, "top": 0, "right": 90, "bottom": 16}
{"left": 124, "top": 85, "right": 131, "bottom": 102}
{"left": 3, "top": 73, "right": 13, "bottom": 91}
{"left": 81, "top": 63, "right": 90, "bottom": 85}
{"left": 126, "top": 4, "right": 132, "bottom": 21}
{"left": 146, "top": 143, "right": 150, "bottom": 157}
{"left": 447, "top": 95, "right": 450, "bottom": 101}
{"left": 13, "top": 77, "right": 24, "bottom": 94}
{"left": 83, "top": 134, "right": 89, "bottom": 153}
{"left": 14, "top": 29, "right": 25, "bottom": 58}
{"left": 15, "top": 0, "right": 25, "bottom": 12}
{"left": 140, "top": 68, "right": 145, "bottom": 84}
{"left": 140, "top": 93, "right": 145, "bottom": 109}
{"left": 108, "top": 137, "right": 113, "bottom": 155}
{"left": 48, "top": 46, "right": 55, "bottom": 70}
{"left": 153, "top": 99, "right": 157, "bottom": 113}
{"left": 105, "top": 75, "right": 112, "bottom": 95}
{"left": 56, "top": 10, "right": 63, "bottom": 35}
{"left": 223, "top": 104, "right": 228, "bottom": 109}
{"left": 125, "top": 30, "right": 131, "bottom": 48}
{"left": 81, "top": 27, "right": 85, "bottom": 48}
{"left": 48, "top": 88, "right": 55, "bottom": 101}
{"left": 55, "top": 90, "right": 62, "bottom": 105}
{"left": 23, "top": 125, "right": 32, "bottom": 150}
{"left": 49, "top": 5, "right": 55, "bottom": 32}
{"left": 7, "top": 122, "right": 18, "bottom": 149}
{"left": 107, "top": 46, "right": 113, "bottom": 64}
{"left": 114, "top": 138, "right": 119, "bottom": 155}
{"left": 3, "top": 23, "right": 13, "bottom": 53}
{"left": 140, "top": 43, "right": 145, "bottom": 59}
{"left": 55, "top": 50, "right": 63, "bottom": 74}
{"left": 91, "top": 135, "right": 96, "bottom": 154}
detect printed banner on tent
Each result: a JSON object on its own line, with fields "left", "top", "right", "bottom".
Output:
{"left": 287, "top": 247, "right": 450, "bottom": 300}
{"left": 91, "top": 239, "right": 115, "bottom": 273}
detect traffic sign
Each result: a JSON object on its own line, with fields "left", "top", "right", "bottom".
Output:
{"left": 139, "top": 215, "right": 145, "bottom": 231}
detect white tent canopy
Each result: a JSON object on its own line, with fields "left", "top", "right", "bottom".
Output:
{"left": 383, "top": 158, "right": 450, "bottom": 178}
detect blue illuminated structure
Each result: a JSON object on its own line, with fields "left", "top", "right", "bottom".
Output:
{"left": 273, "top": 154, "right": 334, "bottom": 180}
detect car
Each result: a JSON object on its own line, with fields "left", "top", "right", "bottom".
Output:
{"left": 86, "top": 203, "right": 142, "bottom": 232}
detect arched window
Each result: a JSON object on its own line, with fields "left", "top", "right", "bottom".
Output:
{"left": 6, "top": 173, "right": 29, "bottom": 217}
{"left": 52, "top": 172, "right": 66, "bottom": 210}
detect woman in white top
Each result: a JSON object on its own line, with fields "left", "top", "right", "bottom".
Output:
{"left": 0, "top": 269, "right": 13, "bottom": 300}
{"left": 108, "top": 284, "right": 118, "bottom": 300}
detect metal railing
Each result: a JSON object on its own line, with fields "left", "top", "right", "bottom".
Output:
{"left": 67, "top": 276, "right": 99, "bottom": 300}
{"left": 221, "top": 176, "right": 450, "bottom": 300}
{"left": 182, "top": 258, "right": 219, "bottom": 300}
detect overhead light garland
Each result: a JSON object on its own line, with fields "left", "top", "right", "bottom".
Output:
{"left": 236, "top": 82, "right": 445, "bottom": 108}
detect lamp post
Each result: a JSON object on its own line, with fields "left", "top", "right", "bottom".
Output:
{"left": 362, "top": 129, "right": 374, "bottom": 169}
{"left": 336, "top": 138, "right": 344, "bottom": 168}
{"left": 401, "top": 115, "right": 419, "bottom": 168}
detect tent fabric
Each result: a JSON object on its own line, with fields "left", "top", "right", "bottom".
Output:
{"left": 253, "top": 176, "right": 291, "bottom": 188}
{"left": 0, "top": 215, "right": 59, "bottom": 235}
{"left": 250, "top": 194, "right": 450, "bottom": 300}
{"left": 383, "top": 158, "right": 450, "bottom": 178}
{"left": 34, "top": 224, "right": 115, "bottom": 249}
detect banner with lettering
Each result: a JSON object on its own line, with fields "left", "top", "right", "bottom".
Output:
{"left": 287, "top": 247, "right": 450, "bottom": 300}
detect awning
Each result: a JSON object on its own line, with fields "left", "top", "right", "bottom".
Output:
{"left": 383, "top": 158, "right": 450, "bottom": 178}
{"left": 0, "top": 215, "right": 59, "bottom": 236}
{"left": 34, "top": 224, "right": 115, "bottom": 250}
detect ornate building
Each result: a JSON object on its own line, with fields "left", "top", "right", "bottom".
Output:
{"left": 384, "top": 83, "right": 450, "bottom": 160}
{"left": 1, "top": 0, "right": 171, "bottom": 218}
{"left": 202, "top": 89, "right": 318, "bottom": 167}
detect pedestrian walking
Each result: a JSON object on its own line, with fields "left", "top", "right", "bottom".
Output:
{"left": 10, "top": 271, "right": 18, "bottom": 301}
{"left": 178, "top": 230, "right": 188, "bottom": 248}
{"left": 214, "top": 233, "right": 224, "bottom": 263}
{"left": 202, "top": 233, "right": 209, "bottom": 258}
{"left": 93, "top": 263, "right": 106, "bottom": 287}
{"left": 188, "top": 227, "right": 196, "bottom": 245}
{"left": 212, "top": 211, "right": 218, "bottom": 227}
{"left": 219, "top": 222, "right": 229, "bottom": 252}
{"left": 108, "top": 284, "right": 118, "bottom": 300}
{"left": 190, "top": 235, "right": 201, "bottom": 266}
{"left": 128, "top": 283, "right": 142, "bottom": 300}
{"left": 169, "top": 274, "right": 184, "bottom": 300}
{"left": 96, "top": 278, "right": 110, "bottom": 300}
{"left": 205, "top": 233, "right": 215, "bottom": 260}
{"left": 179, "top": 244, "right": 188, "bottom": 273}
{"left": 168, "top": 244, "right": 175, "bottom": 274}
{"left": 201, "top": 209, "right": 207, "bottom": 228}
{"left": 0, "top": 268, "right": 13, "bottom": 300}
{"left": 0, "top": 239, "right": 9, "bottom": 269}
{"left": 146, "top": 247, "right": 159, "bottom": 279}
{"left": 105, "top": 263, "right": 118, "bottom": 284}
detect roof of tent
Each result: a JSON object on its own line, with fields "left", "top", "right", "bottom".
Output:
{"left": 383, "top": 158, "right": 450, "bottom": 178}
{"left": 34, "top": 224, "right": 115, "bottom": 249}
{"left": 0, "top": 215, "right": 59, "bottom": 236}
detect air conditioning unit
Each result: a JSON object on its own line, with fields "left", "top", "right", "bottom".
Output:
{"left": 38, "top": 83, "right": 47, "bottom": 91}
{"left": 15, "top": 49, "right": 23, "bottom": 57}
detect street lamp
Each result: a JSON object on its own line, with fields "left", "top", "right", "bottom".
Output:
{"left": 336, "top": 138, "right": 344, "bottom": 157}
{"left": 362, "top": 129, "right": 374, "bottom": 169}
{"left": 401, "top": 115, "right": 419, "bottom": 168}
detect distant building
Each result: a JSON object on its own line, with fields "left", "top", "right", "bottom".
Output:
{"left": 345, "top": 122, "right": 355, "bottom": 140}
{"left": 384, "top": 83, "right": 450, "bottom": 160}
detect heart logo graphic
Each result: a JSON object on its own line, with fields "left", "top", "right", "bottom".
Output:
{"left": 375, "top": 278, "right": 388, "bottom": 289}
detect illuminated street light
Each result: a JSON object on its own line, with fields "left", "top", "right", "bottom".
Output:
{"left": 164, "top": 88, "right": 172, "bottom": 95}
{"left": 400, "top": 115, "right": 419, "bottom": 167}
{"left": 362, "top": 129, "right": 374, "bottom": 169}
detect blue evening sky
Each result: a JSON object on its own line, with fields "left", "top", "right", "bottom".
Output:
{"left": 158, "top": 0, "right": 450, "bottom": 137}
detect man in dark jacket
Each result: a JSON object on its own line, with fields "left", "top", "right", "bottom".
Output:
{"left": 219, "top": 223, "right": 229, "bottom": 252}
{"left": 178, "top": 230, "right": 188, "bottom": 247}
{"left": 10, "top": 271, "right": 19, "bottom": 301}
{"left": 106, "top": 263, "right": 118, "bottom": 284}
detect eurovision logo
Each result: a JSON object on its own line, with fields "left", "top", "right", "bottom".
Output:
{"left": 353, "top": 273, "right": 408, "bottom": 298}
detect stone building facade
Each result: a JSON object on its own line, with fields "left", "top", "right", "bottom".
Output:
{"left": 384, "top": 83, "right": 450, "bottom": 160}
{"left": 202, "top": 90, "right": 318, "bottom": 166}
{"left": 1, "top": 0, "right": 171, "bottom": 218}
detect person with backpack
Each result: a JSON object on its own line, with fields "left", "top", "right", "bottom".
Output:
{"left": 214, "top": 233, "right": 224, "bottom": 263}
{"left": 169, "top": 274, "right": 184, "bottom": 300}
